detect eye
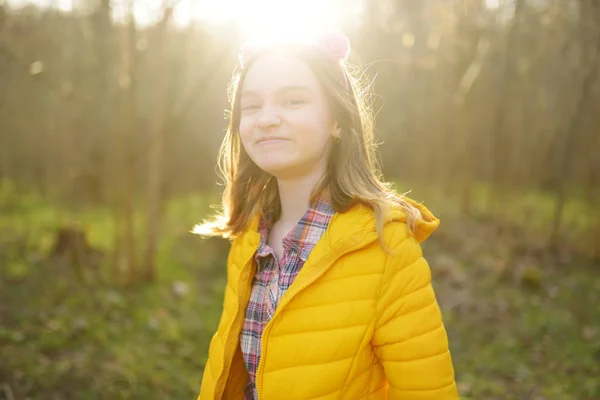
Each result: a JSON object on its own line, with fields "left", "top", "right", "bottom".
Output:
{"left": 284, "top": 98, "right": 306, "bottom": 107}
{"left": 242, "top": 103, "right": 260, "bottom": 111}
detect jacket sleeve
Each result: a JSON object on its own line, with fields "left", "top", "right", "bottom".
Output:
{"left": 372, "top": 226, "right": 459, "bottom": 400}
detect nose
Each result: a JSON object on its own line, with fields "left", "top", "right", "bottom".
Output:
{"left": 256, "top": 107, "right": 281, "bottom": 130}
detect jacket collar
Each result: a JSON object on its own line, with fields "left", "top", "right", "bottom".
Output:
{"left": 238, "top": 197, "right": 440, "bottom": 251}
{"left": 237, "top": 202, "right": 373, "bottom": 255}
{"left": 234, "top": 198, "right": 440, "bottom": 285}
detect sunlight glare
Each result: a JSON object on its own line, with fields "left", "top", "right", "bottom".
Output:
{"left": 9, "top": 0, "right": 354, "bottom": 35}
{"left": 176, "top": 0, "right": 347, "bottom": 42}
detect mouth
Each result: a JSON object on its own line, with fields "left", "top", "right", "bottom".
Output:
{"left": 257, "top": 138, "right": 288, "bottom": 144}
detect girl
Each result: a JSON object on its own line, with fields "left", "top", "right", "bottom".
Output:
{"left": 195, "top": 29, "right": 458, "bottom": 400}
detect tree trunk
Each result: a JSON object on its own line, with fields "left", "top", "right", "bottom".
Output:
{"left": 143, "top": 3, "right": 172, "bottom": 283}
{"left": 113, "top": 2, "right": 138, "bottom": 285}
{"left": 123, "top": 4, "right": 138, "bottom": 285}
{"left": 487, "top": 0, "right": 526, "bottom": 216}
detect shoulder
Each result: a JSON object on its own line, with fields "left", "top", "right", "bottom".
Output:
{"left": 329, "top": 198, "right": 439, "bottom": 248}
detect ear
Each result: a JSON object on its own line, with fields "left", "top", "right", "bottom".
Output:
{"left": 332, "top": 120, "right": 342, "bottom": 139}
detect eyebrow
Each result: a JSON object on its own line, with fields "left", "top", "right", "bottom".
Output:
{"left": 241, "top": 85, "right": 313, "bottom": 97}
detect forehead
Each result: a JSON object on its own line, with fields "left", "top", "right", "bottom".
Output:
{"left": 241, "top": 53, "right": 322, "bottom": 94}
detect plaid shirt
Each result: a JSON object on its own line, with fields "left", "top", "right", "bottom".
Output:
{"left": 241, "top": 194, "right": 335, "bottom": 400}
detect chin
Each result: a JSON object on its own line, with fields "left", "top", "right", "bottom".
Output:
{"left": 258, "top": 163, "right": 295, "bottom": 176}
{"left": 255, "top": 158, "right": 300, "bottom": 177}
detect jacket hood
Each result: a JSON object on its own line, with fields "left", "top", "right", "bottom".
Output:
{"left": 386, "top": 197, "right": 440, "bottom": 243}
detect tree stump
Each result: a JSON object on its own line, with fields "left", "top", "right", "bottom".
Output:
{"left": 49, "top": 225, "right": 103, "bottom": 282}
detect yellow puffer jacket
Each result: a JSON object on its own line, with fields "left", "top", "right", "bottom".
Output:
{"left": 198, "top": 200, "right": 458, "bottom": 400}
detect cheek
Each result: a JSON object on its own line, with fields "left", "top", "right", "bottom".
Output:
{"left": 238, "top": 117, "right": 255, "bottom": 146}
{"left": 296, "top": 110, "right": 332, "bottom": 148}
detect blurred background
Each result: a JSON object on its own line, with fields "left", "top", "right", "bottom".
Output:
{"left": 0, "top": 0, "right": 599, "bottom": 399}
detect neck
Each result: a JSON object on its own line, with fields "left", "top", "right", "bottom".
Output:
{"left": 276, "top": 172, "right": 324, "bottom": 225}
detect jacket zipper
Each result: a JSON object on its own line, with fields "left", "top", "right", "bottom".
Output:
{"left": 212, "top": 251, "right": 255, "bottom": 400}
{"left": 255, "top": 233, "right": 377, "bottom": 399}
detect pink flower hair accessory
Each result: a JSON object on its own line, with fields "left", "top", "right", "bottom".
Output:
{"left": 315, "top": 28, "right": 351, "bottom": 63}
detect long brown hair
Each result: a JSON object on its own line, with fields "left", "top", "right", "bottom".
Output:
{"left": 194, "top": 44, "right": 422, "bottom": 242}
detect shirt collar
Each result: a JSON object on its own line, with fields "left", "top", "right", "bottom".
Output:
{"left": 257, "top": 193, "right": 335, "bottom": 261}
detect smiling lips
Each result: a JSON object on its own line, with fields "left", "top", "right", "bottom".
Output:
{"left": 257, "top": 137, "right": 288, "bottom": 144}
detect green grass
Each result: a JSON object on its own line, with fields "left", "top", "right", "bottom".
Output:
{"left": 0, "top": 184, "right": 227, "bottom": 398}
{"left": 1, "top": 182, "right": 599, "bottom": 399}
{"left": 0, "top": 236, "right": 228, "bottom": 399}
{"left": 446, "top": 267, "right": 600, "bottom": 399}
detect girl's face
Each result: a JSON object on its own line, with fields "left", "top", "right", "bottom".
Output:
{"left": 238, "top": 53, "right": 340, "bottom": 180}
